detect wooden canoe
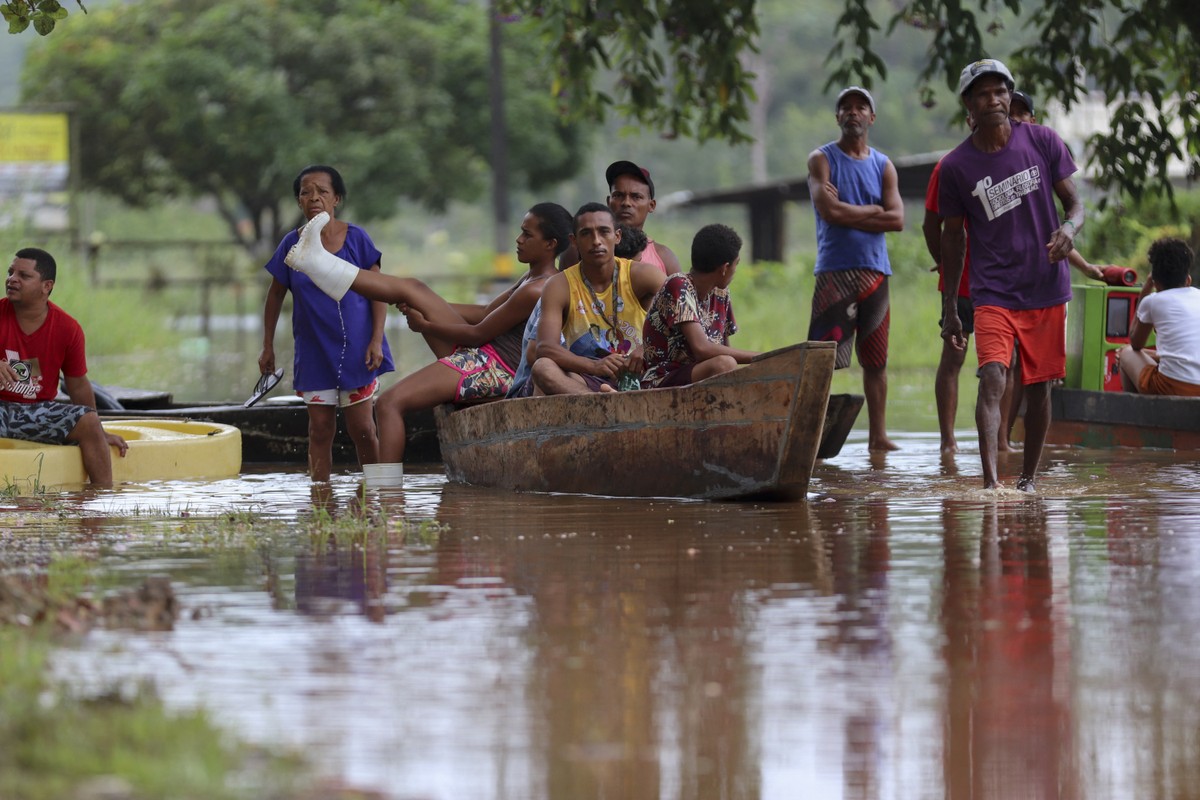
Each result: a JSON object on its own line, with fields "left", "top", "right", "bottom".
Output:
{"left": 0, "top": 419, "right": 242, "bottom": 490}
{"left": 434, "top": 341, "right": 837, "bottom": 501}
{"left": 93, "top": 391, "right": 440, "bottom": 465}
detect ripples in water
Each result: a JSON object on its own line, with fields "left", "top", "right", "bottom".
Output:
{"left": 10, "top": 433, "right": 1199, "bottom": 798}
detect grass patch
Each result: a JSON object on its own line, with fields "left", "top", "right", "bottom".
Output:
{"left": 0, "top": 627, "right": 308, "bottom": 800}
{"left": 0, "top": 501, "right": 449, "bottom": 799}
{"left": 731, "top": 230, "right": 947, "bottom": 370}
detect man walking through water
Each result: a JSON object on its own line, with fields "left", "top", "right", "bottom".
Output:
{"left": 938, "top": 59, "right": 1084, "bottom": 492}
{"left": 806, "top": 86, "right": 905, "bottom": 452}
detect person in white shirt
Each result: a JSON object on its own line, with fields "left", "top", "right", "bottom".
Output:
{"left": 1117, "top": 237, "right": 1200, "bottom": 396}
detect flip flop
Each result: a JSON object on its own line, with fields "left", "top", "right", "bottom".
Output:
{"left": 244, "top": 368, "right": 284, "bottom": 408}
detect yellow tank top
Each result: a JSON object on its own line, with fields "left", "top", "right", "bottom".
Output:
{"left": 562, "top": 258, "right": 646, "bottom": 355}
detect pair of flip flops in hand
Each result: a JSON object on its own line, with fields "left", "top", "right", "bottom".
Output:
{"left": 245, "top": 368, "right": 285, "bottom": 408}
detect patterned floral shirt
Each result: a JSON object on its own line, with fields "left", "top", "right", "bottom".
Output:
{"left": 641, "top": 274, "right": 737, "bottom": 388}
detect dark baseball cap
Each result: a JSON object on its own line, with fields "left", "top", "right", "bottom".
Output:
{"left": 605, "top": 160, "right": 655, "bottom": 199}
{"left": 1010, "top": 90, "right": 1035, "bottom": 116}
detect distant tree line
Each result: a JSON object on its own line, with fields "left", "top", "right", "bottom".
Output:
{"left": 12, "top": 0, "right": 1198, "bottom": 247}
{"left": 503, "top": 0, "right": 1198, "bottom": 205}
{"left": 20, "top": 0, "right": 584, "bottom": 255}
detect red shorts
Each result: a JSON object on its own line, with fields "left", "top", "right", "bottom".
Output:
{"left": 975, "top": 305, "right": 1065, "bottom": 384}
{"left": 1138, "top": 364, "right": 1200, "bottom": 396}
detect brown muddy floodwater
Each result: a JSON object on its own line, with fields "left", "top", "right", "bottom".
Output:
{"left": 6, "top": 431, "right": 1200, "bottom": 799}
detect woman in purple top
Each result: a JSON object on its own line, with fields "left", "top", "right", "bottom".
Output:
{"left": 259, "top": 165, "right": 394, "bottom": 482}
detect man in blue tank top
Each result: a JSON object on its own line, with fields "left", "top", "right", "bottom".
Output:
{"left": 806, "top": 86, "right": 905, "bottom": 452}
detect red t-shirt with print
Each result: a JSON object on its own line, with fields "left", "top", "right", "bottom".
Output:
{"left": 0, "top": 299, "right": 87, "bottom": 403}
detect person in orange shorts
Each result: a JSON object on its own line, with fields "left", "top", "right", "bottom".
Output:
{"left": 937, "top": 59, "right": 1084, "bottom": 492}
{"left": 1117, "top": 238, "right": 1200, "bottom": 397}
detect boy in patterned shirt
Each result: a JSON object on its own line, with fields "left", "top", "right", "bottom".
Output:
{"left": 641, "top": 224, "right": 759, "bottom": 388}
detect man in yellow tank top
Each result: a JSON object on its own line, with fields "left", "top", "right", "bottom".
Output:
{"left": 532, "top": 203, "right": 667, "bottom": 394}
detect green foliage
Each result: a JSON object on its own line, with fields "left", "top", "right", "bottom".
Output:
{"left": 508, "top": 0, "right": 1196, "bottom": 210}
{"left": 21, "top": 0, "right": 584, "bottom": 254}
{"left": 44, "top": 551, "right": 94, "bottom": 603}
{"left": 2, "top": 0, "right": 80, "bottom": 36}
{"left": 0, "top": 226, "right": 181, "bottom": 365}
{"left": 732, "top": 235, "right": 946, "bottom": 370}
{"left": 502, "top": 0, "right": 760, "bottom": 143}
{"left": 1082, "top": 187, "right": 1200, "bottom": 275}
{"left": 831, "top": 0, "right": 1200, "bottom": 205}
{"left": 0, "top": 626, "right": 307, "bottom": 799}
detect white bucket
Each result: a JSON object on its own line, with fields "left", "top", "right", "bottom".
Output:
{"left": 362, "top": 462, "right": 404, "bottom": 488}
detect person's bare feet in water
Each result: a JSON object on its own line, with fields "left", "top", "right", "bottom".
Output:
{"left": 869, "top": 437, "right": 900, "bottom": 452}
{"left": 1016, "top": 474, "right": 1037, "bottom": 493}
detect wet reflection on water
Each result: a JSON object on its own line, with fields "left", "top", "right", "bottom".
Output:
{"left": 8, "top": 433, "right": 1199, "bottom": 798}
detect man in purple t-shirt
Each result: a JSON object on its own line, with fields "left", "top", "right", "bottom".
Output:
{"left": 938, "top": 59, "right": 1084, "bottom": 492}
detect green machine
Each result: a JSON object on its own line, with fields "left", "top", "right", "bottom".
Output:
{"left": 1064, "top": 283, "right": 1152, "bottom": 391}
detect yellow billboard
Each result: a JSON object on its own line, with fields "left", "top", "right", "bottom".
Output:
{"left": 0, "top": 113, "right": 69, "bottom": 164}
{"left": 0, "top": 112, "right": 70, "bottom": 229}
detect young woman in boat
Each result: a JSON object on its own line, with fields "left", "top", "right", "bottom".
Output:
{"left": 284, "top": 201, "right": 574, "bottom": 464}
{"left": 259, "top": 165, "right": 395, "bottom": 482}
{"left": 1116, "top": 238, "right": 1200, "bottom": 397}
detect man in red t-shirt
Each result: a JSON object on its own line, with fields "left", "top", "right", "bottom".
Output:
{"left": 923, "top": 157, "right": 976, "bottom": 454}
{"left": 0, "top": 248, "right": 126, "bottom": 486}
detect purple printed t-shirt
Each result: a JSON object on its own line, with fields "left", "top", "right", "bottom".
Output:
{"left": 938, "top": 121, "right": 1077, "bottom": 310}
{"left": 265, "top": 224, "right": 394, "bottom": 392}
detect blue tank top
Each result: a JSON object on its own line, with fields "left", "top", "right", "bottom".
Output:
{"left": 813, "top": 142, "right": 893, "bottom": 276}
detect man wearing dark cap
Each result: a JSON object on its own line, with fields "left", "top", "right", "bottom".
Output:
{"left": 937, "top": 58, "right": 1084, "bottom": 492}
{"left": 806, "top": 85, "right": 905, "bottom": 452}
{"left": 604, "top": 160, "right": 681, "bottom": 275}
{"left": 1010, "top": 90, "right": 1036, "bottom": 122}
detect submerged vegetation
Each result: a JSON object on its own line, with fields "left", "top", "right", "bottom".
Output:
{"left": 0, "top": 500, "right": 447, "bottom": 798}
{"left": 0, "top": 627, "right": 308, "bottom": 800}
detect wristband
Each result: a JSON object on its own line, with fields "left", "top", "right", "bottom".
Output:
{"left": 1062, "top": 219, "right": 1076, "bottom": 233}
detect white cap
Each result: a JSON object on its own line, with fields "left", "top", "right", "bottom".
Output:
{"left": 835, "top": 86, "right": 875, "bottom": 114}
{"left": 957, "top": 58, "right": 1015, "bottom": 97}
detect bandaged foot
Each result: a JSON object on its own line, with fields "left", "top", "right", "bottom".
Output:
{"left": 284, "top": 211, "right": 358, "bottom": 301}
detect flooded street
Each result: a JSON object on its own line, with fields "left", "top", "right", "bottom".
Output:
{"left": 7, "top": 432, "right": 1200, "bottom": 799}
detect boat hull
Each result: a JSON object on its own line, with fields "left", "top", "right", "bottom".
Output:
{"left": 99, "top": 401, "right": 440, "bottom": 465}
{"left": 435, "top": 342, "right": 837, "bottom": 500}
{"left": 1043, "top": 388, "right": 1200, "bottom": 450}
{"left": 1037, "top": 283, "right": 1200, "bottom": 450}
{"left": 0, "top": 419, "right": 242, "bottom": 490}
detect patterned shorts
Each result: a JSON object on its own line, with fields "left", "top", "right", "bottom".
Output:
{"left": 808, "top": 269, "right": 890, "bottom": 370}
{"left": 300, "top": 378, "right": 379, "bottom": 408}
{"left": 0, "top": 401, "right": 91, "bottom": 445}
{"left": 439, "top": 344, "right": 514, "bottom": 402}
